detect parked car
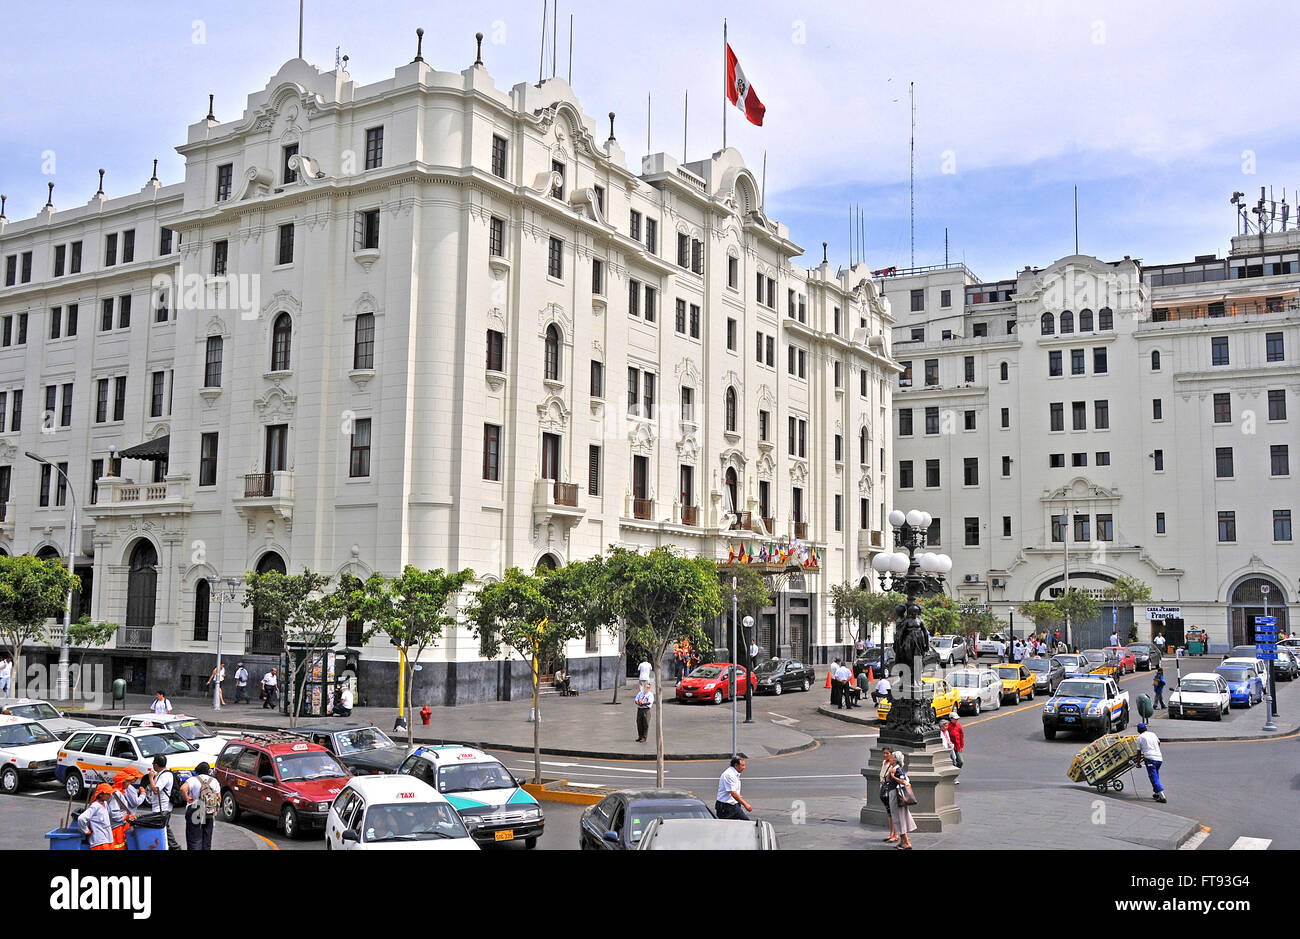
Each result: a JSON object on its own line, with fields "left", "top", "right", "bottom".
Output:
{"left": 975, "top": 633, "right": 1013, "bottom": 658}
{"left": 1273, "top": 648, "right": 1299, "bottom": 681}
{"left": 636, "top": 817, "right": 779, "bottom": 850}
{"left": 1042, "top": 676, "right": 1130, "bottom": 739}
{"left": 877, "top": 676, "right": 960, "bottom": 721}
{"left": 325, "top": 775, "right": 478, "bottom": 851}
{"left": 296, "top": 724, "right": 409, "bottom": 775}
{"left": 56, "top": 726, "right": 205, "bottom": 803}
{"left": 948, "top": 668, "right": 1002, "bottom": 715}
{"left": 1053, "top": 653, "right": 1092, "bottom": 678}
{"left": 1022, "top": 656, "right": 1066, "bottom": 695}
{"left": 751, "top": 659, "right": 815, "bottom": 696}
{"left": 931, "top": 635, "right": 968, "bottom": 667}
{"left": 1214, "top": 664, "right": 1264, "bottom": 707}
{"left": 578, "top": 789, "right": 713, "bottom": 849}
{"left": 675, "top": 663, "right": 755, "bottom": 705}
{"left": 992, "top": 663, "right": 1036, "bottom": 704}
{"left": 1103, "top": 646, "right": 1138, "bottom": 674}
{"left": 0, "top": 698, "right": 92, "bottom": 740}
{"left": 1222, "top": 656, "right": 1268, "bottom": 693}
{"left": 855, "top": 647, "right": 895, "bottom": 680}
{"left": 1126, "top": 642, "right": 1162, "bottom": 671}
{"left": 1082, "top": 649, "right": 1120, "bottom": 678}
{"left": 1167, "top": 673, "right": 1231, "bottom": 720}
{"left": 0, "top": 715, "right": 62, "bottom": 793}
{"left": 117, "top": 714, "right": 228, "bottom": 760}
{"left": 397, "top": 745, "right": 545, "bottom": 848}
{"left": 215, "top": 732, "right": 351, "bottom": 838}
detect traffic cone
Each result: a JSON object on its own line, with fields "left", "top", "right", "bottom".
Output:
{"left": 868, "top": 666, "right": 874, "bottom": 682}
{"left": 824, "top": 671, "right": 833, "bottom": 689}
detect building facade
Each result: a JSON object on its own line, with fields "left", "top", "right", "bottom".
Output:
{"left": 881, "top": 231, "right": 1298, "bottom": 649}
{"left": 0, "top": 52, "right": 897, "bottom": 702}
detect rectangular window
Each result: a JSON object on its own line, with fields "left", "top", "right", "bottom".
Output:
{"left": 216, "top": 163, "right": 233, "bottom": 201}
{"left": 591, "top": 258, "right": 604, "bottom": 295}
{"left": 283, "top": 144, "right": 299, "bottom": 183}
{"left": 104, "top": 233, "right": 118, "bottom": 267}
{"left": 925, "top": 407, "right": 940, "bottom": 435}
{"left": 1051, "top": 515, "right": 1064, "bottom": 542}
{"left": 150, "top": 372, "right": 165, "bottom": 418}
{"left": 8, "top": 390, "right": 20, "bottom": 432}
{"left": 1266, "top": 331, "right": 1284, "bottom": 362}
{"left": 765, "top": 336, "right": 774, "bottom": 367}
{"left": 489, "top": 216, "right": 504, "bottom": 257}
{"left": 590, "top": 360, "right": 604, "bottom": 399}
{"left": 3, "top": 256, "right": 13, "bottom": 286}
{"left": 1217, "top": 510, "right": 1236, "bottom": 542}
{"left": 113, "top": 377, "right": 127, "bottom": 421}
{"left": 486, "top": 329, "right": 504, "bottom": 372}
{"left": 758, "top": 409, "right": 770, "bottom": 441}
{"left": 973, "top": 323, "right": 987, "bottom": 337}
{"left": 644, "top": 287, "right": 656, "bottom": 323}
{"left": 681, "top": 386, "right": 694, "bottom": 423}
{"left": 198, "top": 432, "right": 219, "bottom": 486}
{"left": 277, "top": 223, "right": 294, "bottom": 265}
{"left": 1275, "top": 509, "right": 1293, "bottom": 542}
{"left": 1156, "top": 512, "right": 1166, "bottom": 534}
{"left": 482, "top": 424, "right": 501, "bottom": 480}
{"left": 756, "top": 272, "right": 764, "bottom": 302}
{"left": 17, "top": 251, "right": 30, "bottom": 284}
{"left": 629, "top": 210, "right": 641, "bottom": 241}
{"left": 643, "top": 373, "right": 656, "bottom": 419}
{"left": 1002, "top": 455, "right": 1012, "bottom": 477}
{"left": 787, "top": 345, "right": 795, "bottom": 375}
{"left": 691, "top": 239, "right": 703, "bottom": 275}
{"left": 1097, "top": 514, "right": 1114, "bottom": 542}
{"left": 788, "top": 416, "right": 796, "bottom": 456}
{"left": 213, "top": 239, "right": 228, "bottom": 275}
{"left": 1071, "top": 348, "right": 1085, "bottom": 375}
{"left": 349, "top": 419, "right": 372, "bottom": 477}
{"left": 834, "top": 495, "right": 842, "bottom": 532}
{"left": 159, "top": 228, "right": 174, "bottom": 256}
{"left": 1050, "top": 402, "right": 1064, "bottom": 432}
{"left": 155, "top": 287, "right": 169, "bottom": 323}
{"left": 70, "top": 241, "right": 82, "bottom": 274}
{"left": 121, "top": 230, "right": 135, "bottom": 263}
{"left": 1072, "top": 401, "right": 1086, "bottom": 431}
{"left": 924, "top": 359, "right": 939, "bottom": 386}
{"left": 964, "top": 517, "right": 980, "bottom": 546}
{"left": 547, "top": 237, "right": 563, "bottom": 278}
{"left": 899, "top": 460, "right": 914, "bottom": 489}
{"left": 964, "top": 410, "right": 976, "bottom": 431}
{"left": 491, "top": 135, "right": 507, "bottom": 178}
{"left": 1213, "top": 392, "right": 1231, "bottom": 423}
{"left": 1095, "top": 451, "right": 1110, "bottom": 466}
{"left": 791, "top": 487, "right": 803, "bottom": 524}
{"left": 1153, "top": 449, "right": 1164, "bottom": 471}
{"left": 941, "top": 289, "right": 952, "bottom": 308}
{"left": 798, "top": 419, "right": 807, "bottom": 458}
{"left": 89, "top": 460, "right": 102, "bottom": 505}
{"left": 645, "top": 218, "right": 657, "bottom": 254}
{"left": 964, "top": 356, "right": 975, "bottom": 383}
{"left": 910, "top": 289, "right": 924, "bottom": 312}
{"left": 365, "top": 126, "right": 384, "bottom": 170}
{"left": 49, "top": 306, "right": 62, "bottom": 340}
{"left": 928, "top": 518, "right": 941, "bottom": 546}
{"left": 1153, "top": 398, "right": 1163, "bottom": 420}
{"left": 59, "top": 384, "right": 72, "bottom": 428}
{"left": 99, "top": 299, "right": 114, "bottom": 333}
{"left": 356, "top": 210, "right": 380, "bottom": 250}
{"left": 767, "top": 277, "right": 776, "bottom": 309}
{"left": 860, "top": 369, "right": 868, "bottom": 397}
{"left": 588, "top": 445, "right": 601, "bottom": 496}
{"left": 925, "top": 459, "right": 940, "bottom": 488}
{"left": 1215, "top": 446, "right": 1234, "bottom": 478}
{"left": 53, "top": 244, "right": 66, "bottom": 277}
{"left": 726, "top": 318, "right": 736, "bottom": 351}
{"left": 627, "top": 367, "right": 639, "bottom": 415}
{"left": 1001, "top": 407, "right": 1010, "bottom": 428}
{"left": 676, "top": 299, "right": 687, "bottom": 334}
{"left": 677, "top": 233, "right": 690, "bottom": 268}
{"left": 628, "top": 279, "right": 641, "bottom": 317}
{"left": 1073, "top": 514, "right": 1090, "bottom": 542}
{"left": 1049, "top": 350, "right": 1062, "bottom": 377}
{"left": 728, "top": 256, "right": 738, "bottom": 289}
{"left": 204, "top": 336, "right": 223, "bottom": 387}
{"left": 14, "top": 314, "right": 24, "bottom": 345}
{"left": 1093, "top": 347, "right": 1107, "bottom": 374}
{"left": 1269, "top": 389, "right": 1287, "bottom": 421}
{"left": 1211, "top": 336, "right": 1229, "bottom": 366}
{"left": 38, "top": 463, "right": 51, "bottom": 507}
{"left": 899, "top": 361, "right": 912, "bottom": 385}
{"left": 1094, "top": 400, "right": 1109, "bottom": 429}
{"left": 1271, "top": 444, "right": 1290, "bottom": 476}
{"left": 797, "top": 349, "right": 806, "bottom": 378}
{"left": 899, "top": 409, "right": 913, "bottom": 436}
{"left": 118, "top": 294, "right": 131, "bottom": 329}
{"left": 964, "top": 457, "right": 979, "bottom": 486}
{"left": 44, "top": 385, "right": 57, "bottom": 425}
{"left": 1072, "top": 452, "right": 1088, "bottom": 467}
{"left": 689, "top": 304, "right": 700, "bottom": 339}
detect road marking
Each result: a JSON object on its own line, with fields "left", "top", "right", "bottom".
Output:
{"left": 253, "top": 832, "right": 280, "bottom": 850}
{"left": 768, "top": 712, "right": 799, "bottom": 725}
{"left": 821, "top": 734, "right": 875, "bottom": 738}
{"left": 536, "top": 760, "right": 657, "bottom": 774}
{"left": 1229, "top": 836, "right": 1271, "bottom": 850}
{"left": 1179, "top": 826, "right": 1212, "bottom": 850}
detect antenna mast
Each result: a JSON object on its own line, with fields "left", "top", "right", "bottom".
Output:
{"left": 567, "top": 13, "right": 573, "bottom": 83}
{"left": 909, "top": 81, "right": 915, "bottom": 268}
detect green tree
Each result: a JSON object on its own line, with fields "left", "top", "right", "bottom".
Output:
{"left": 241, "top": 569, "right": 342, "bottom": 728}
{"left": 1054, "top": 589, "right": 1100, "bottom": 646}
{"left": 0, "top": 555, "right": 80, "bottom": 669}
{"left": 862, "top": 591, "right": 904, "bottom": 650}
{"left": 603, "top": 547, "right": 724, "bottom": 786}
{"left": 353, "top": 566, "right": 476, "bottom": 747}
{"left": 1017, "top": 601, "right": 1063, "bottom": 634}
{"left": 920, "top": 594, "right": 961, "bottom": 636}
{"left": 66, "top": 616, "right": 118, "bottom": 698}
{"left": 957, "top": 603, "right": 1006, "bottom": 639}
{"left": 1105, "top": 576, "right": 1152, "bottom": 606}
{"left": 830, "top": 582, "right": 868, "bottom": 646}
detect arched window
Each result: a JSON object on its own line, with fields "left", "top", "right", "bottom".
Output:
{"left": 353, "top": 313, "right": 375, "bottom": 370}
{"left": 1059, "top": 310, "right": 1074, "bottom": 334}
{"left": 125, "top": 540, "right": 159, "bottom": 636}
{"left": 724, "top": 467, "right": 738, "bottom": 513}
{"left": 544, "top": 324, "right": 561, "bottom": 381}
{"left": 1099, "top": 307, "right": 1114, "bottom": 330}
{"left": 1040, "top": 312, "right": 1055, "bottom": 336}
{"left": 271, "top": 313, "right": 292, "bottom": 371}
{"left": 725, "top": 387, "right": 737, "bottom": 432}
{"left": 1000, "top": 361, "right": 1009, "bottom": 381}
{"left": 252, "top": 551, "right": 287, "bottom": 636}
{"left": 1079, "top": 309, "right": 1093, "bottom": 332}
{"left": 1151, "top": 350, "right": 1161, "bottom": 371}
{"left": 536, "top": 553, "right": 560, "bottom": 572}
{"left": 194, "top": 579, "right": 211, "bottom": 642}
{"left": 859, "top": 427, "right": 868, "bottom": 464}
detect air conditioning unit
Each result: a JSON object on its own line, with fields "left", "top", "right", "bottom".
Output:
{"left": 991, "top": 577, "right": 1006, "bottom": 588}
{"left": 963, "top": 573, "right": 980, "bottom": 583}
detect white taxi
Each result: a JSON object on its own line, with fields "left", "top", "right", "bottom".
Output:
{"left": 56, "top": 726, "right": 206, "bottom": 802}
{"left": 0, "top": 715, "right": 63, "bottom": 793}
{"left": 397, "top": 745, "right": 545, "bottom": 848}
{"left": 117, "top": 714, "right": 229, "bottom": 759}
{"left": 325, "top": 775, "right": 478, "bottom": 851}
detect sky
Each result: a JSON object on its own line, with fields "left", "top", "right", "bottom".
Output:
{"left": 3, "top": 0, "right": 1299, "bottom": 280}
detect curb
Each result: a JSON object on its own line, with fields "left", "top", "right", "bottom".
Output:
{"left": 521, "top": 781, "right": 605, "bottom": 806}
{"left": 1153, "top": 724, "right": 1300, "bottom": 744}
{"left": 815, "top": 705, "right": 879, "bottom": 726}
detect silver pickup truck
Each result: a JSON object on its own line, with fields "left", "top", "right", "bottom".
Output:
{"left": 1041, "top": 676, "right": 1131, "bottom": 740}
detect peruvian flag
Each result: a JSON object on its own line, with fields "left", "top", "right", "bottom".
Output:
{"left": 725, "top": 44, "right": 766, "bottom": 126}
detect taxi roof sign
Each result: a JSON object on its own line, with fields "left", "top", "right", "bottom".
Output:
{"left": 292, "top": 743, "right": 309, "bottom": 751}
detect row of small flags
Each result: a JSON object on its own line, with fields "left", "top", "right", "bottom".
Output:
{"left": 726, "top": 539, "right": 821, "bottom": 570}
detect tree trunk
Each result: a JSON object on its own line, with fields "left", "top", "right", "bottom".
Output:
{"left": 404, "top": 647, "right": 416, "bottom": 749}
{"left": 609, "top": 620, "right": 626, "bottom": 704}
{"left": 653, "top": 668, "right": 664, "bottom": 787}
{"left": 531, "top": 651, "right": 541, "bottom": 784}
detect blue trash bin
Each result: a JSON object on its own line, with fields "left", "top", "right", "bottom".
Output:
{"left": 125, "top": 812, "right": 169, "bottom": 851}
{"left": 46, "top": 828, "right": 89, "bottom": 851}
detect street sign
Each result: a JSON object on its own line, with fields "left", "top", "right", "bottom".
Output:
{"left": 1256, "top": 615, "right": 1277, "bottom": 627}
{"left": 1259, "top": 651, "right": 1278, "bottom": 661}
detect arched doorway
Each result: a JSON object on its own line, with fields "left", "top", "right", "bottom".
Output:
{"left": 124, "top": 540, "right": 158, "bottom": 647}
{"left": 1228, "top": 575, "right": 1288, "bottom": 646}
{"left": 35, "top": 545, "right": 61, "bottom": 562}
{"left": 251, "top": 552, "right": 287, "bottom": 650}
{"left": 535, "top": 553, "right": 560, "bottom": 572}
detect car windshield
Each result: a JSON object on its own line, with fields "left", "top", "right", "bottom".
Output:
{"left": 6, "top": 702, "right": 61, "bottom": 721}
{"left": 275, "top": 752, "right": 347, "bottom": 781}
{"left": 1128, "top": 643, "right": 1151, "bottom": 652}
{"left": 1056, "top": 655, "right": 1083, "bottom": 666}
{"left": 933, "top": 637, "right": 954, "bottom": 648}
{"left": 1216, "top": 668, "right": 1250, "bottom": 682}
{"left": 137, "top": 732, "right": 195, "bottom": 757}
{"left": 1057, "top": 681, "right": 1106, "bottom": 699}
{"left": 1023, "top": 659, "right": 1049, "bottom": 672}
{"left": 627, "top": 802, "right": 712, "bottom": 843}
{"left": 437, "top": 761, "right": 515, "bottom": 793}
{"left": 167, "top": 719, "right": 215, "bottom": 741}
{"left": 754, "top": 661, "right": 782, "bottom": 676}
{"left": 1082, "top": 651, "right": 1107, "bottom": 662}
{"left": 336, "top": 728, "right": 395, "bottom": 754}
{"left": 0, "top": 722, "right": 57, "bottom": 746}
{"left": 689, "top": 666, "right": 724, "bottom": 679}
{"left": 949, "top": 672, "right": 981, "bottom": 688}
{"left": 1181, "top": 680, "right": 1220, "bottom": 694}
{"left": 362, "top": 801, "right": 468, "bottom": 842}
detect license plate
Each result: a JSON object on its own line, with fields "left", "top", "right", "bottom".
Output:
{"left": 494, "top": 829, "right": 514, "bottom": 842}
{"left": 1185, "top": 709, "right": 1197, "bottom": 715}
{"left": 1062, "top": 716, "right": 1076, "bottom": 722}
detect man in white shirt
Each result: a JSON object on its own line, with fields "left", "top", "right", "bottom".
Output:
{"left": 637, "top": 659, "right": 654, "bottom": 684}
{"left": 1135, "top": 723, "right": 1166, "bottom": 802}
{"left": 873, "top": 674, "right": 893, "bottom": 705}
{"left": 261, "top": 668, "right": 278, "bottom": 710}
{"left": 634, "top": 682, "right": 653, "bottom": 743}
{"left": 715, "top": 755, "right": 752, "bottom": 820}
{"left": 339, "top": 684, "right": 354, "bottom": 716}
{"left": 1154, "top": 633, "right": 1166, "bottom": 650}
{"left": 234, "top": 663, "right": 249, "bottom": 703}
{"left": 182, "top": 761, "right": 221, "bottom": 850}
{"left": 144, "top": 755, "right": 181, "bottom": 850}
{"left": 1110, "top": 631, "right": 1119, "bottom": 648}
{"left": 997, "top": 640, "right": 1007, "bottom": 663}
{"left": 0, "top": 656, "right": 11, "bottom": 696}
{"left": 836, "top": 660, "right": 859, "bottom": 708}
{"left": 149, "top": 691, "right": 172, "bottom": 715}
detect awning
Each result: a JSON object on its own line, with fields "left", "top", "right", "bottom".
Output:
{"left": 118, "top": 434, "right": 170, "bottom": 461}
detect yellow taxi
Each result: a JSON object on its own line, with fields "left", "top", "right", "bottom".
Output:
{"left": 877, "top": 677, "right": 961, "bottom": 721}
{"left": 993, "top": 663, "right": 1036, "bottom": 704}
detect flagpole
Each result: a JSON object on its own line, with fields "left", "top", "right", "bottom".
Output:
{"left": 722, "top": 19, "right": 728, "bottom": 150}
{"left": 683, "top": 90, "right": 688, "bottom": 163}
{"left": 761, "top": 150, "right": 767, "bottom": 209}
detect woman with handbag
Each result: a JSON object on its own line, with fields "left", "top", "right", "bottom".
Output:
{"left": 885, "top": 749, "right": 917, "bottom": 849}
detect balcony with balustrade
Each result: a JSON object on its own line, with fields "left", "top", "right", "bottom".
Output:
{"left": 232, "top": 471, "right": 295, "bottom": 521}
{"left": 533, "top": 478, "right": 586, "bottom": 531}
{"left": 86, "top": 477, "right": 192, "bottom": 524}
{"left": 858, "top": 529, "right": 885, "bottom": 556}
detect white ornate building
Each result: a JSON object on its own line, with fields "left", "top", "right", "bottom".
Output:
{"left": 880, "top": 229, "right": 1299, "bottom": 649}
{"left": 0, "top": 49, "right": 897, "bottom": 702}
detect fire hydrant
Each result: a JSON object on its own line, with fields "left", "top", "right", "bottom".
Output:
{"left": 420, "top": 705, "right": 432, "bottom": 726}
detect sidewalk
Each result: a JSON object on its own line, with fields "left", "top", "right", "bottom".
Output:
{"left": 71, "top": 689, "right": 817, "bottom": 761}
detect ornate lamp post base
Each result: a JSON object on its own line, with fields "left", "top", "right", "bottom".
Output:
{"left": 861, "top": 740, "right": 962, "bottom": 833}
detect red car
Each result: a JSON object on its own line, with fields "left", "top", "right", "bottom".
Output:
{"left": 675, "top": 663, "right": 756, "bottom": 705}
{"left": 1104, "top": 646, "right": 1138, "bottom": 675}
{"left": 214, "top": 731, "right": 352, "bottom": 838}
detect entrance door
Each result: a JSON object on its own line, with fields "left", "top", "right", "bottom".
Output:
{"left": 265, "top": 424, "right": 288, "bottom": 475}
{"left": 125, "top": 541, "right": 158, "bottom": 637}
{"left": 541, "top": 433, "right": 561, "bottom": 481}
{"left": 633, "top": 456, "right": 649, "bottom": 500}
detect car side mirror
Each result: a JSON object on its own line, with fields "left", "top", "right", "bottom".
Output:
{"left": 602, "top": 830, "right": 619, "bottom": 842}
{"left": 342, "top": 829, "right": 360, "bottom": 843}
{"left": 260, "top": 775, "right": 276, "bottom": 784}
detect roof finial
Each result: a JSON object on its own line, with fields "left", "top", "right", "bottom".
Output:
{"left": 822, "top": 242, "right": 828, "bottom": 264}
{"left": 413, "top": 27, "right": 424, "bottom": 63}
{"left": 0, "top": 195, "right": 7, "bottom": 220}
{"left": 206, "top": 94, "right": 216, "bottom": 121}
{"left": 45, "top": 182, "right": 54, "bottom": 208}
{"left": 96, "top": 169, "right": 105, "bottom": 196}
{"left": 474, "top": 32, "right": 484, "bottom": 66}
{"left": 608, "top": 112, "right": 616, "bottom": 141}
{"left": 150, "top": 159, "right": 159, "bottom": 182}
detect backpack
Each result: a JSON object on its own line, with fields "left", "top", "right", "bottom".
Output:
{"left": 196, "top": 774, "right": 220, "bottom": 815}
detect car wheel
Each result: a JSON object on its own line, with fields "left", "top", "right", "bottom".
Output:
{"left": 1213, "top": 705, "right": 1223, "bottom": 722}
{"left": 712, "top": 690, "right": 724, "bottom": 705}
{"left": 64, "top": 769, "right": 84, "bottom": 800}
{"left": 1043, "top": 726, "right": 1056, "bottom": 740}
{"left": 801, "top": 679, "right": 810, "bottom": 692}
{"left": 1, "top": 765, "right": 20, "bottom": 794}
{"left": 1026, "top": 686, "right": 1034, "bottom": 700}
{"left": 525, "top": 836, "right": 538, "bottom": 849}
{"left": 220, "top": 789, "right": 241, "bottom": 822}
{"left": 973, "top": 698, "right": 982, "bottom": 715}
{"left": 280, "top": 805, "right": 300, "bottom": 839}
{"left": 1117, "top": 706, "right": 1128, "bottom": 731}
{"left": 772, "top": 682, "right": 783, "bottom": 696}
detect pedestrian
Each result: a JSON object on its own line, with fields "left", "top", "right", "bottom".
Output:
{"left": 338, "top": 681, "right": 354, "bottom": 716}
{"left": 0, "top": 655, "right": 11, "bottom": 696}
{"left": 182, "top": 761, "right": 221, "bottom": 850}
{"left": 855, "top": 636, "right": 866, "bottom": 656}
{"left": 150, "top": 690, "right": 172, "bottom": 715}
{"left": 872, "top": 673, "right": 892, "bottom": 706}
{"left": 207, "top": 663, "right": 226, "bottom": 706}
{"left": 144, "top": 754, "right": 181, "bottom": 851}
{"left": 261, "top": 667, "right": 278, "bottom": 709}
{"left": 1054, "top": 628, "right": 1062, "bottom": 646}
{"left": 715, "top": 755, "right": 752, "bottom": 820}
{"left": 1110, "top": 630, "right": 1119, "bottom": 648}
{"left": 637, "top": 657, "right": 654, "bottom": 685}
{"left": 997, "top": 640, "right": 1007, "bottom": 664}
{"left": 673, "top": 642, "right": 686, "bottom": 683}
{"left": 106, "top": 770, "right": 140, "bottom": 848}
{"left": 1012, "top": 640, "right": 1024, "bottom": 663}
{"left": 946, "top": 712, "right": 966, "bottom": 784}
{"left": 1135, "top": 722, "right": 1166, "bottom": 803}
{"left": 829, "top": 657, "right": 844, "bottom": 708}
{"left": 1154, "top": 632, "right": 1166, "bottom": 651}
{"left": 879, "top": 748, "right": 896, "bottom": 840}
{"left": 1152, "top": 667, "right": 1167, "bottom": 709}
{"left": 234, "top": 662, "right": 249, "bottom": 703}
{"left": 634, "top": 681, "right": 653, "bottom": 743}
{"left": 882, "top": 749, "right": 916, "bottom": 849}
{"left": 837, "top": 659, "right": 858, "bottom": 708}
{"left": 78, "top": 784, "right": 120, "bottom": 850}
